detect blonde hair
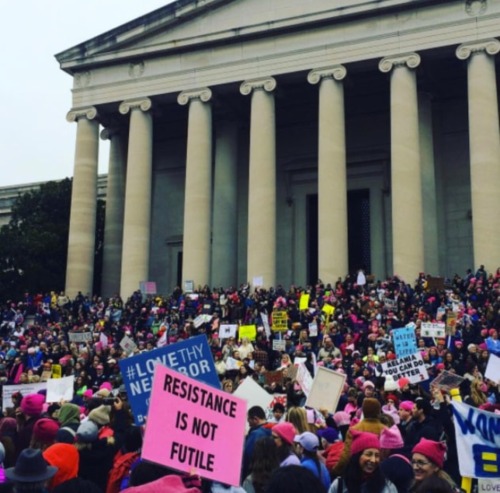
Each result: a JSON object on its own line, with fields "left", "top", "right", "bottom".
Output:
{"left": 286, "top": 406, "right": 310, "bottom": 434}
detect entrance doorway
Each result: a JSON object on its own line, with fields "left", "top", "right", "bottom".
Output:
{"left": 306, "top": 189, "right": 371, "bottom": 284}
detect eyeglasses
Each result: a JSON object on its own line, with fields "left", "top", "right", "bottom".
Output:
{"left": 412, "top": 460, "right": 431, "bottom": 468}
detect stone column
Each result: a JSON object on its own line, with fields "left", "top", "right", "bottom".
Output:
{"left": 418, "top": 92, "right": 439, "bottom": 275}
{"left": 212, "top": 121, "right": 238, "bottom": 287}
{"left": 65, "top": 107, "right": 99, "bottom": 298}
{"left": 456, "top": 39, "right": 500, "bottom": 272}
{"left": 178, "top": 88, "right": 213, "bottom": 288}
{"left": 379, "top": 53, "right": 424, "bottom": 282}
{"left": 118, "top": 98, "right": 153, "bottom": 297}
{"left": 308, "top": 66, "right": 348, "bottom": 283}
{"left": 240, "top": 77, "right": 277, "bottom": 287}
{"left": 100, "top": 127, "right": 127, "bottom": 297}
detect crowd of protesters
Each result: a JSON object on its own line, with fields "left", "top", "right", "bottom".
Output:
{"left": 0, "top": 265, "right": 499, "bottom": 492}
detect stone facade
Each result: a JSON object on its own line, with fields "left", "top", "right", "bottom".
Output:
{"left": 55, "top": 0, "right": 500, "bottom": 297}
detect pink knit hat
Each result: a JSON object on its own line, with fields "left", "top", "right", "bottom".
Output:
{"left": 399, "top": 400, "right": 414, "bottom": 412}
{"left": 412, "top": 438, "right": 447, "bottom": 468}
{"left": 273, "top": 422, "right": 297, "bottom": 445}
{"left": 351, "top": 429, "right": 380, "bottom": 455}
{"left": 380, "top": 425, "right": 404, "bottom": 449}
{"left": 20, "top": 393, "right": 45, "bottom": 417}
{"left": 333, "top": 411, "right": 351, "bottom": 427}
{"left": 125, "top": 473, "right": 199, "bottom": 493}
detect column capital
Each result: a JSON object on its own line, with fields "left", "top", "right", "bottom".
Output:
{"left": 307, "top": 65, "right": 347, "bottom": 84}
{"left": 456, "top": 39, "right": 500, "bottom": 60}
{"left": 100, "top": 127, "right": 127, "bottom": 141}
{"left": 177, "top": 88, "right": 212, "bottom": 106}
{"left": 118, "top": 97, "right": 152, "bottom": 115}
{"left": 66, "top": 106, "right": 98, "bottom": 123}
{"left": 379, "top": 53, "right": 421, "bottom": 73}
{"left": 240, "top": 77, "right": 277, "bottom": 96}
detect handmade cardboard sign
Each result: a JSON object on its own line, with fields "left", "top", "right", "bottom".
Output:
{"left": 142, "top": 365, "right": 247, "bottom": 486}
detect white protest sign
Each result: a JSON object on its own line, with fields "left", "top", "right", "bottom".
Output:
{"left": 261, "top": 312, "right": 271, "bottom": 339}
{"left": 46, "top": 375, "right": 75, "bottom": 403}
{"left": 219, "top": 324, "right": 237, "bottom": 340}
{"left": 100, "top": 332, "right": 109, "bottom": 349}
{"left": 252, "top": 276, "right": 264, "bottom": 287}
{"left": 2, "top": 382, "right": 47, "bottom": 411}
{"left": 272, "top": 340, "right": 286, "bottom": 352}
{"left": 485, "top": 353, "right": 500, "bottom": 384}
{"left": 68, "top": 332, "right": 92, "bottom": 343}
{"left": 306, "top": 367, "right": 346, "bottom": 413}
{"left": 194, "top": 314, "right": 212, "bottom": 328}
{"left": 225, "top": 357, "right": 242, "bottom": 371}
{"left": 421, "top": 322, "right": 446, "bottom": 338}
{"left": 296, "top": 363, "right": 314, "bottom": 397}
{"left": 308, "top": 322, "right": 318, "bottom": 337}
{"left": 452, "top": 401, "right": 500, "bottom": 479}
{"left": 233, "top": 377, "right": 274, "bottom": 430}
{"left": 294, "top": 357, "right": 306, "bottom": 366}
{"left": 120, "top": 335, "right": 137, "bottom": 354}
{"left": 478, "top": 479, "right": 500, "bottom": 492}
{"left": 381, "top": 352, "right": 429, "bottom": 384}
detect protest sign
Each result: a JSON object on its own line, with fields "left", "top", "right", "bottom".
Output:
{"left": 452, "top": 401, "right": 500, "bottom": 478}
{"left": 272, "top": 311, "right": 288, "bottom": 332}
{"left": 478, "top": 479, "right": 500, "bottom": 492}
{"left": 381, "top": 352, "right": 429, "bottom": 384}
{"left": 119, "top": 335, "right": 220, "bottom": 425}
{"left": 306, "top": 367, "right": 346, "bottom": 413}
{"left": 233, "top": 376, "right": 273, "bottom": 413}
{"left": 421, "top": 322, "right": 446, "bottom": 338}
{"left": 308, "top": 322, "right": 318, "bottom": 337}
{"left": 446, "top": 312, "right": 458, "bottom": 335}
{"left": 383, "top": 297, "right": 397, "bottom": 311}
{"left": 485, "top": 354, "right": 500, "bottom": 384}
{"left": 299, "top": 294, "right": 310, "bottom": 311}
{"left": 264, "top": 370, "right": 284, "bottom": 387}
{"left": 431, "top": 370, "right": 465, "bottom": 392}
{"left": 194, "top": 314, "right": 212, "bottom": 328}
{"left": 46, "top": 375, "right": 75, "bottom": 402}
{"left": 284, "top": 364, "right": 298, "bottom": 381}
{"left": 120, "top": 335, "right": 137, "bottom": 355}
{"left": 142, "top": 365, "right": 247, "bottom": 486}
{"left": 2, "top": 382, "right": 47, "bottom": 411}
{"left": 68, "top": 332, "right": 92, "bottom": 343}
{"left": 219, "top": 324, "right": 237, "bottom": 340}
{"left": 225, "top": 357, "right": 243, "bottom": 371}
{"left": 426, "top": 276, "right": 445, "bottom": 291}
{"left": 321, "top": 304, "right": 335, "bottom": 316}
{"left": 296, "top": 363, "right": 313, "bottom": 396}
{"left": 100, "top": 332, "right": 109, "bottom": 349}
{"left": 272, "top": 339, "right": 286, "bottom": 352}
{"left": 239, "top": 325, "right": 257, "bottom": 341}
{"left": 260, "top": 312, "right": 271, "bottom": 338}
{"left": 252, "top": 276, "right": 263, "bottom": 287}
{"left": 392, "top": 326, "right": 418, "bottom": 358}
{"left": 51, "top": 364, "right": 62, "bottom": 379}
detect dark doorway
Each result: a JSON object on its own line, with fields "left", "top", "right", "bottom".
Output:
{"left": 177, "top": 251, "right": 183, "bottom": 287}
{"left": 306, "top": 189, "right": 371, "bottom": 283}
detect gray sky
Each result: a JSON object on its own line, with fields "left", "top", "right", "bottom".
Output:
{"left": 0, "top": 1, "right": 172, "bottom": 187}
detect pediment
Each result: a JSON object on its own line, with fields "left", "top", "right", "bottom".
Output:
{"left": 56, "top": 0, "right": 428, "bottom": 73}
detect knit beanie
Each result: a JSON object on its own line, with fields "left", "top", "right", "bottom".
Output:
{"left": 55, "top": 427, "right": 77, "bottom": 444}
{"left": 399, "top": 400, "right": 414, "bottom": 412}
{"left": 43, "top": 443, "right": 79, "bottom": 489}
{"left": 380, "top": 425, "right": 404, "bottom": 449}
{"left": 398, "top": 377, "right": 410, "bottom": 389}
{"left": 273, "top": 422, "right": 297, "bottom": 445}
{"left": 384, "top": 375, "right": 398, "bottom": 392}
{"left": 412, "top": 438, "right": 447, "bottom": 468}
{"left": 350, "top": 429, "right": 380, "bottom": 455}
{"left": 76, "top": 420, "right": 99, "bottom": 443}
{"left": 33, "top": 418, "right": 60, "bottom": 445}
{"left": 333, "top": 411, "right": 351, "bottom": 427}
{"left": 380, "top": 454, "right": 414, "bottom": 491}
{"left": 125, "top": 474, "right": 200, "bottom": 493}
{"left": 88, "top": 405, "right": 111, "bottom": 426}
{"left": 362, "top": 398, "right": 381, "bottom": 419}
{"left": 57, "top": 403, "right": 81, "bottom": 427}
{"left": 317, "top": 427, "right": 339, "bottom": 444}
{"left": 20, "top": 393, "right": 45, "bottom": 417}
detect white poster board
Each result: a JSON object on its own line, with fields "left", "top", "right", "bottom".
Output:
{"left": 381, "top": 352, "right": 429, "bottom": 384}
{"left": 2, "top": 382, "right": 47, "bottom": 411}
{"left": 233, "top": 377, "right": 274, "bottom": 431}
{"left": 296, "top": 363, "right": 314, "bottom": 397}
{"left": 421, "top": 322, "right": 446, "bottom": 338}
{"left": 46, "top": 375, "right": 75, "bottom": 403}
{"left": 306, "top": 367, "right": 346, "bottom": 413}
{"left": 219, "top": 324, "right": 238, "bottom": 340}
{"left": 485, "top": 353, "right": 500, "bottom": 384}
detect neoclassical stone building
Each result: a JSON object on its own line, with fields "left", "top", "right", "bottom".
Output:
{"left": 57, "top": 0, "right": 500, "bottom": 298}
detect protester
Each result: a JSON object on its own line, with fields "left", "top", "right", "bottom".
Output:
{"left": 241, "top": 436, "right": 279, "bottom": 493}
{"left": 242, "top": 407, "right": 271, "bottom": 480}
{"left": 271, "top": 422, "right": 300, "bottom": 467}
{"left": 293, "top": 432, "right": 331, "bottom": 490}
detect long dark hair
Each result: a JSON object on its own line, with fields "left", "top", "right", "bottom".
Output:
{"left": 344, "top": 451, "right": 386, "bottom": 493}
{"left": 249, "top": 436, "right": 280, "bottom": 493}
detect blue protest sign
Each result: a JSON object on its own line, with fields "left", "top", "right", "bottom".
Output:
{"left": 119, "top": 335, "right": 220, "bottom": 425}
{"left": 392, "top": 326, "right": 417, "bottom": 358}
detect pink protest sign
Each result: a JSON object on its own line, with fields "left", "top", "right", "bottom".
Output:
{"left": 142, "top": 364, "right": 247, "bottom": 486}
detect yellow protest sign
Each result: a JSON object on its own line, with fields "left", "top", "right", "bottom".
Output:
{"left": 239, "top": 325, "right": 257, "bottom": 341}
{"left": 299, "top": 294, "right": 310, "bottom": 311}
{"left": 322, "top": 303, "right": 335, "bottom": 316}
{"left": 272, "top": 311, "right": 288, "bottom": 332}
{"left": 446, "top": 312, "right": 457, "bottom": 335}
{"left": 51, "top": 364, "right": 62, "bottom": 379}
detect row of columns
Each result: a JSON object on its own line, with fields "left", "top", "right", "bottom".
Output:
{"left": 65, "top": 38, "right": 500, "bottom": 298}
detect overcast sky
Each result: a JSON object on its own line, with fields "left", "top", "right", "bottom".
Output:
{"left": 0, "top": 1, "right": 173, "bottom": 188}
